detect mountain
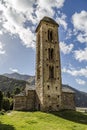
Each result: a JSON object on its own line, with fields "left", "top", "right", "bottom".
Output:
{"left": 3, "top": 72, "right": 35, "bottom": 81}
{"left": 3, "top": 72, "right": 35, "bottom": 85}
{"left": 0, "top": 75, "right": 26, "bottom": 93}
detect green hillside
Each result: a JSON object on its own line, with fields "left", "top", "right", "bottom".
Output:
{"left": 0, "top": 75, "right": 26, "bottom": 93}
{"left": 0, "top": 110, "right": 87, "bottom": 130}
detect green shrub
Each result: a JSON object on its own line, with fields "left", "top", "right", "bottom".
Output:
{"left": 2, "top": 97, "right": 10, "bottom": 111}
{"left": 0, "top": 109, "right": 5, "bottom": 115}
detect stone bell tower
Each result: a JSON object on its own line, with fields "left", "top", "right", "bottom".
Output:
{"left": 35, "top": 16, "right": 62, "bottom": 111}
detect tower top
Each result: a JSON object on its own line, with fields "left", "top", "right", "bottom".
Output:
{"left": 35, "top": 16, "right": 59, "bottom": 32}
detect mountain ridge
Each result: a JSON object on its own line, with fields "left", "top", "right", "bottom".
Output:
{"left": 3, "top": 72, "right": 34, "bottom": 81}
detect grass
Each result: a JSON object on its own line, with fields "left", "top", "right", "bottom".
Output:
{"left": 0, "top": 110, "right": 87, "bottom": 130}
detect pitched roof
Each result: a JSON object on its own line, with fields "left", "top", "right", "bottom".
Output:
{"left": 62, "top": 87, "right": 75, "bottom": 93}
{"left": 15, "top": 91, "right": 26, "bottom": 97}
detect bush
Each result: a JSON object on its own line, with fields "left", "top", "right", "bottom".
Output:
{"left": 2, "top": 98, "right": 10, "bottom": 111}
{"left": 0, "top": 109, "right": 5, "bottom": 115}
{"left": 0, "top": 90, "right": 3, "bottom": 110}
{"left": 9, "top": 98, "right": 13, "bottom": 110}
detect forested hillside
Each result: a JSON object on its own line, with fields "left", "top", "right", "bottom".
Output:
{"left": 0, "top": 75, "right": 26, "bottom": 94}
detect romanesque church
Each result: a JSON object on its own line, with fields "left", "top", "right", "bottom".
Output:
{"left": 13, "top": 17, "right": 75, "bottom": 111}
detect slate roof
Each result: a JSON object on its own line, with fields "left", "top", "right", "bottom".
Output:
{"left": 15, "top": 91, "right": 26, "bottom": 97}
{"left": 62, "top": 87, "right": 75, "bottom": 93}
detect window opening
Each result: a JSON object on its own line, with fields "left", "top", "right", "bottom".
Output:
{"left": 48, "top": 30, "right": 53, "bottom": 42}
{"left": 49, "top": 66, "right": 54, "bottom": 79}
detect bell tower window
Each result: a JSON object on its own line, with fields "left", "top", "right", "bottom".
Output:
{"left": 49, "top": 66, "right": 54, "bottom": 79}
{"left": 48, "top": 30, "right": 53, "bottom": 42}
{"left": 48, "top": 48, "right": 54, "bottom": 60}
{"left": 51, "top": 49, "right": 54, "bottom": 59}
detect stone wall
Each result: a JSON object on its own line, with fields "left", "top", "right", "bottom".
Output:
{"left": 14, "top": 90, "right": 36, "bottom": 111}
{"left": 13, "top": 96, "right": 27, "bottom": 110}
{"left": 26, "top": 90, "right": 36, "bottom": 111}
{"left": 62, "top": 92, "right": 75, "bottom": 110}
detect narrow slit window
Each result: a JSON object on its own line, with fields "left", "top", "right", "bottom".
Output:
{"left": 49, "top": 66, "right": 54, "bottom": 79}
{"left": 48, "top": 48, "right": 54, "bottom": 60}
{"left": 48, "top": 30, "right": 53, "bottom": 42}
{"left": 47, "top": 85, "right": 50, "bottom": 90}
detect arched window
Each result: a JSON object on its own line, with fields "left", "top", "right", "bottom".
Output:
{"left": 48, "top": 30, "right": 53, "bottom": 42}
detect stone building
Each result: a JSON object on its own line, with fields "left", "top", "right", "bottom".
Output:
{"left": 13, "top": 17, "right": 75, "bottom": 111}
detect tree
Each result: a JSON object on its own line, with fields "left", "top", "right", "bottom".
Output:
{"left": 6, "top": 91, "right": 11, "bottom": 98}
{"left": 0, "top": 90, "right": 3, "bottom": 110}
{"left": 2, "top": 98, "right": 10, "bottom": 111}
{"left": 14, "top": 87, "right": 21, "bottom": 95}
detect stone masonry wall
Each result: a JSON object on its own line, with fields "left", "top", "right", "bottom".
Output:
{"left": 14, "top": 90, "right": 36, "bottom": 111}
{"left": 13, "top": 96, "right": 27, "bottom": 110}
{"left": 62, "top": 92, "right": 75, "bottom": 110}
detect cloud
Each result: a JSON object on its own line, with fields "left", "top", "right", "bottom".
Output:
{"left": 72, "top": 11, "right": 87, "bottom": 62}
{"left": 72, "top": 10, "right": 87, "bottom": 43}
{"left": 76, "top": 78, "right": 86, "bottom": 85}
{"left": 0, "top": 0, "right": 36, "bottom": 48}
{"left": 56, "top": 13, "right": 67, "bottom": 30}
{"left": 0, "top": 42, "right": 6, "bottom": 54}
{"left": 62, "top": 67, "right": 87, "bottom": 78}
{"left": 37, "top": 0, "right": 65, "bottom": 10}
{"left": 4, "top": 0, "right": 35, "bottom": 13}
{"left": 74, "top": 47, "right": 87, "bottom": 62}
{"left": 9, "top": 68, "right": 18, "bottom": 73}
{"left": 4, "top": 8, "right": 26, "bottom": 27}
{"left": 34, "top": 0, "right": 65, "bottom": 24}
{"left": 0, "top": 0, "right": 65, "bottom": 48}
{"left": 77, "top": 33, "right": 87, "bottom": 43}
{"left": 66, "top": 29, "right": 73, "bottom": 39}
{"left": 0, "top": 30, "right": 3, "bottom": 35}
{"left": 60, "top": 41, "right": 74, "bottom": 54}
{"left": 72, "top": 10, "right": 87, "bottom": 32}
{"left": 2, "top": 7, "right": 35, "bottom": 48}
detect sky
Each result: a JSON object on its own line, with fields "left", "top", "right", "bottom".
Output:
{"left": 0, "top": 0, "right": 87, "bottom": 92}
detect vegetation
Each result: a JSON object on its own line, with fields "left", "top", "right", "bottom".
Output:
{"left": 0, "top": 75, "right": 26, "bottom": 112}
{"left": 0, "top": 89, "right": 13, "bottom": 111}
{"left": 0, "top": 75, "right": 26, "bottom": 94}
{"left": 14, "top": 87, "right": 21, "bottom": 95}
{"left": 2, "top": 97, "right": 10, "bottom": 111}
{"left": 0, "top": 110, "right": 87, "bottom": 130}
{"left": 0, "top": 90, "right": 3, "bottom": 110}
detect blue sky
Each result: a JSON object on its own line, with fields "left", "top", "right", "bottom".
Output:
{"left": 0, "top": 0, "right": 87, "bottom": 92}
